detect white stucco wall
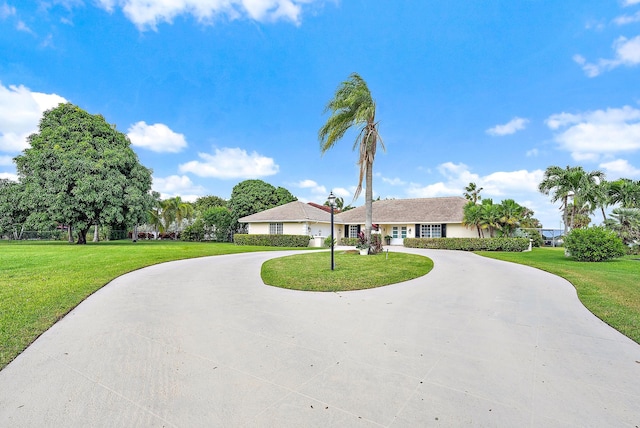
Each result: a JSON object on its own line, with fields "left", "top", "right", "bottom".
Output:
{"left": 446, "top": 224, "right": 478, "bottom": 238}
{"left": 245, "top": 222, "right": 339, "bottom": 239}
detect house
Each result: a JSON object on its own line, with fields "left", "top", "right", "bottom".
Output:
{"left": 238, "top": 201, "right": 335, "bottom": 245}
{"left": 335, "top": 197, "right": 476, "bottom": 245}
{"left": 238, "top": 197, "right": 476, "bottom": 246}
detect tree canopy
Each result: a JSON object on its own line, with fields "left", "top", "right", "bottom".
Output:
{"left": 228, "top": 179, "right": 297, "bottom": 230}
{"left": 14, "top": 103, "right": 153, "bottom": 244}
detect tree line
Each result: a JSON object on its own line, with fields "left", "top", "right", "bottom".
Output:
{"left": 145, "top": 180, "right": 296, "bottom": 242}
{"left": 538, "top": 165, "right": 640, "bottom": 246}
{"left": 0, "top": 103, "right": 297, "bottom": 243}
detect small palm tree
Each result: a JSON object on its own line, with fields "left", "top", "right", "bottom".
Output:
{"left": 498, "top": 199, "right": 524, "bottom": 237}
{"left": 462, "top": 202, "right": 484, "bottom": 237}
{"left": 479, "top": 199, "right": 501, "bottom": 237}
{"left": 319, "top": 73, "right": 384, "bottom": 245}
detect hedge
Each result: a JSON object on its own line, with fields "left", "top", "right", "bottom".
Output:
{"left": 339, "top": 237, "right": 360, "bottom": 246}
{"left": 403, "top": 237, "right": 530, "bottom": 252}
{"left": 233, "top": 234, "right": 312, "bottom": 247}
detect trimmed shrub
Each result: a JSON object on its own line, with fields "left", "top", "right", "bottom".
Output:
{"left": 233, "top": 234, "right": 311, "bottom": 247}
{"left": 403, "top": 237, "right": 530, "bottom": 252}
{"left": 340, "top": 237, "right": 359, "bottom": 246}
{"left": 564, "top": 227, "right": 626, "bottom": 262}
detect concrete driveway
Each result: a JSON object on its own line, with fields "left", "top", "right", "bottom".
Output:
{"left": 1, "top": 248, "right": 639, "bottom": 427}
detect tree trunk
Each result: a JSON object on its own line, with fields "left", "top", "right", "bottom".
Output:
{"left": 365, "top": 158, "right": 373, "bottom": 244}
{"left": 76, "top": 227, "right": 88, "bottom": 244}
{"left": 562, "top": 196, "right": 569, "bottom": 235}
{"left": 93, "top": 224, "right": 99, "bottom": 242}
{"left": 68, "top": 225, "right": 74, "bottom": 243}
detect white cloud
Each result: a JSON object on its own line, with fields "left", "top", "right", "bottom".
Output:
{"left": 546, "top": 106, "right": 640, "bottom": 161}
{"left": 294, "top": 178, "right": 327, "bottom": 196}
{"left": 526, "top": 148, "right": 539, "bottom": 157}
{"left": 0, "top": 172, "right": 18, "bottom": 181}
{"left": 575, "top": 35, "right": 640, "bottom": 77}
{"left": 16, "top": 20, "right": 33, "bottom": 33}
{"left": 613, "top": 11, "right": 640, "bottom": 25}
{"left": 407, "top": 162, "right": 543, "bottom": 200}
{"left": 127, "top": 121, "right": 187, "bottom": 153}
{"left": 623, "top": 0, "right": 640, "bottom": 6}
{"left": 0, "top": 83, "right": 67, "bottom": 153}
{"left": 599, "top": 159, "right": 640, "bottom": 178}
{"left": 0, "top": 3, "right": 16, "bottom": 19}
{"left": 332, "top": 187, "right": 350, "bottom": 198}
{"left": 486, "top": 117, "right": 529, "bottom": 136}
{"left": 381, "top": 176, "right": 406, "bottom": 186}
{"left": 152, "top": 174, "right": 205, "bottom": 201}
{"left": 96, "top": 0, "right": 317, "bottom": 30}
{"left": 179, "top": 147, "right": 279, "bottom": 179}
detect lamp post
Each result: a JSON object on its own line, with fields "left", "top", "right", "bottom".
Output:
{"left": 328, "top": 191, "right": 336, "bottom": 271}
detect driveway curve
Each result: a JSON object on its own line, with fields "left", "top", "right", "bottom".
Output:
{"left": 0, "top": 248, "right": 639, "bottom": 427}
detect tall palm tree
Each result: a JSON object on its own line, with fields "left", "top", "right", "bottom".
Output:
{"left": 538, "top": 165, "right": 604, "bottom": 233}
{"left": 464, "top": 182, "right": 483, "bottom": 204}
{"left": 319, "top": 73, "right": 384, "bottom": 245}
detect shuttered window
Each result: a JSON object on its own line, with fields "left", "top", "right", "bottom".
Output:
{"left": 420, "top": 224, "right": 442, "bottom": 238}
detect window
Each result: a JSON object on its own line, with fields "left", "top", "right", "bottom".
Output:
{"left": 420, "top": 224, "right": 441, "bottom": 238}
{"left": 401, "top": 226, "right": 407, "bottom": 238}
{"left": 269, "top": 223, "right": 283, "bottom": 235}
{"left": 349, "top": 225, "right": 359, "bottom": 238}
{"left": 392, "top": 226, "right": 398, "bottom": 238}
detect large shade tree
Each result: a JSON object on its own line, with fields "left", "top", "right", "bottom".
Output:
{"left": 319, "top": 72, "right": 384, "bottom": 245}
{"left": 228, "top": 179, "right": 297, "bottom": 232}
{"left": 14, "top": 103, "right": 153, "bottom": 244}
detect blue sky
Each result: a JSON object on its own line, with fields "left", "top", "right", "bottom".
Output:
{"left": 2, "top": 0, "right": 640, "bottom": 228}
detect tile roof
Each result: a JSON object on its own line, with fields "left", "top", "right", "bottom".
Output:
{"left": 238, "top": 201, "right": 332, "bottom": 223}
{"left": 335, "top": 197, "right": 468, "bottom": 224}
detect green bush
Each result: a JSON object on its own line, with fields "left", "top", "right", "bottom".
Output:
{"left": 403, "top": 237, "right": 530, "bottom": 252}
{"left": 323, "top": 235, "right": 336, "bottom": 248}
{"left": 564, "top": 227, "right": 626, "bottom": 262}
{"left": 340, "top": 237, "right": 359, "bottom": 246}
{"left": 182, "top": 218, "right": 206, "bottom": 242}
{"left": 233, "top": 234, "right": 311, "bottom": 247}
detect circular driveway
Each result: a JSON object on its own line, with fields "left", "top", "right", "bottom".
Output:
{"left": 0, "top": 248, "right": 639, "bottom": 427}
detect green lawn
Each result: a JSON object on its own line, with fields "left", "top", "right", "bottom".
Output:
{"left": 261, "top": 250, "right": 433, "bottom": 291}
{"left": 477, "top": 247, "right": 640, "bottom": 344}
{"left": 0, "top": 240, "right": 311, "bottom": 370}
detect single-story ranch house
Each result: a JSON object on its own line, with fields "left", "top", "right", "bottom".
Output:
{"left": 239, "top": 197, "right": 477, "bottom": 245}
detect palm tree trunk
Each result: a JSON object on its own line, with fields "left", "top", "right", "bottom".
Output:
{"left": 562, "top": 196, "right": 569, "bottom": 234}
{"left": 365, "top": 159, "right": 373, "bottom": 244}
